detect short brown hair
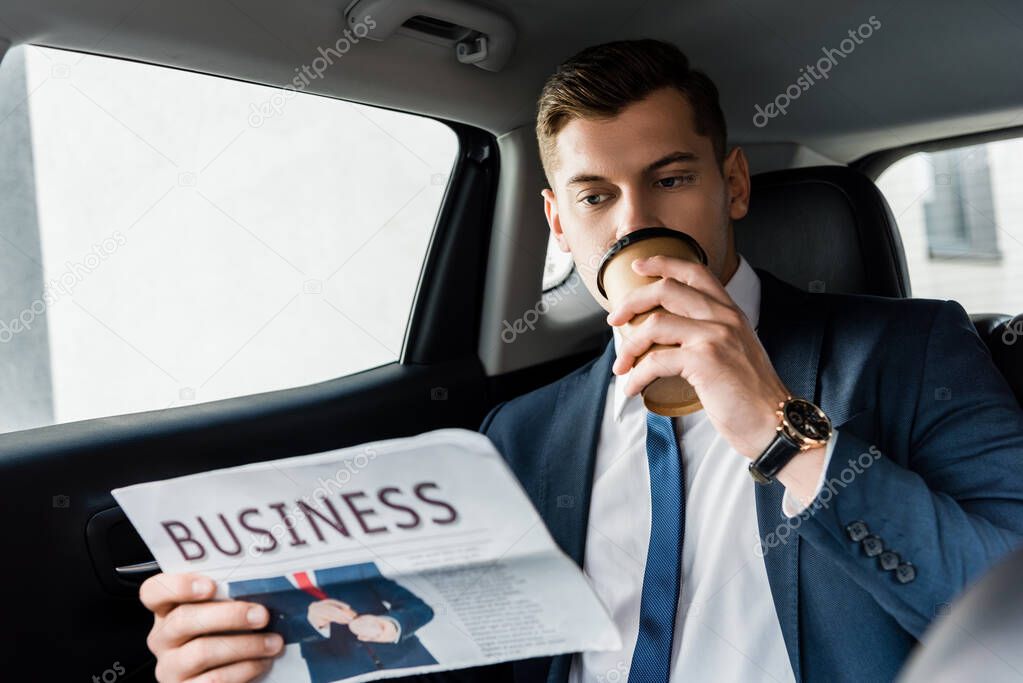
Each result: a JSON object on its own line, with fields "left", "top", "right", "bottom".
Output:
{"left": 535, "top": 39, "right": 727, "bottom": 184}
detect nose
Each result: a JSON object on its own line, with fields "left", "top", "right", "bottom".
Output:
{"left": 613, "top": 188, "right": 665, "bottom": 242}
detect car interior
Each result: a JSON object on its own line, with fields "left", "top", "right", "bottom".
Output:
{"left": 1, "top": 0, "right": 1022, "bottom": 679}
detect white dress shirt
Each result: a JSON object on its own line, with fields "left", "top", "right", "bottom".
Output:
{"left": 568, "top": 255, "right": 836, "bottom": 683}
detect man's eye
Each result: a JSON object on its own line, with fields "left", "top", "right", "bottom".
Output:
{"left": 657, "top": 174, "right": 698, "bottom": 188}
{"left": 582, "top": 193, "right": 611, "bottom": 206}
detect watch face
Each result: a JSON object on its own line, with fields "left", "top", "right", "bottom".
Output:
{"left": 783, "top": 398, "right": 832, "bottom": 442}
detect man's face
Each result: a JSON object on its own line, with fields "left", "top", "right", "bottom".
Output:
{"left": 542, "top": 86, "right": 750, "bottom": 311}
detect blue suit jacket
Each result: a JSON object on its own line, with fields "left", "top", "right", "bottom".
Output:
{"left": 473, "top": 269, "right": 1023, "bottom": 683}
{"left": 229, "top": 562, "right": 436, "bottom": 682}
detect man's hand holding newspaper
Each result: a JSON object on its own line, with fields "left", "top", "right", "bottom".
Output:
{"left": 116, "top": 429, "right": 621, "bottom": 683}
{"left": 141, "top": 571, "right": 284, "bottom": 682}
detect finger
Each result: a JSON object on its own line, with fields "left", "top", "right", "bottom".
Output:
{"left": 623, "top": 347, "right": 689, "bottom": 398}
{"left": 154, "top": 601, "right": 270, "bottom": 650}
{"left": 608, "top": 275, "right": 735, "bottom": 328}
{"left": 141, "top": 573, "right": 216, "bottom": 617}
{"left": 315, "top": 599, "right": 355, "bottom": 619}
{"left": 183, "top": 657, "right": 274, "bottom": 683}
{"left": 320, "top": 604, "right": 356, "bottom": 623}
{"left": 169, "top": 633, "right": 283, "bottom": 681}
{"left": 636, "top": 255, "right": 732, "bottom": 306}
{"left": 349, "top": 616, "right": 374, "bottom": 630}
{"left": 350, "top": 622, "right": 380, "bottom": 639}
{"left": 612, "top": 312, "right": 714, "bottom": 376}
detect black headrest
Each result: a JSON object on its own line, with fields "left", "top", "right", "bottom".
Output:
{"left": 971, "top": 313, "right": 1023, "bottom": 408}
{"left": 735, "top": 166, "right": 911, "bottom": 298}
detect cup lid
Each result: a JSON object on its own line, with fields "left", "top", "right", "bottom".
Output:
{"left": 595, "top": 227, "right": 708, "bottom": 299}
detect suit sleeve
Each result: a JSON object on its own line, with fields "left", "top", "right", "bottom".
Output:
{"left": 479, "top": 401, "right": 507, "bottom": 436}
{"left": 370, "top": 576, "right": 435, "bottom": 643}
{"left": 790, "top": 299, "right": 1023, "bottom": 637}
{"left": 238, "top": 590, "right": 321, "bottom": 644}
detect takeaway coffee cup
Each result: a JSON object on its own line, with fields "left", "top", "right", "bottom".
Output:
{"left": 596, "top": 227, "right": 708, "bottom": 417}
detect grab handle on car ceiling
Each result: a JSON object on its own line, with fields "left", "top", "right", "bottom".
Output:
{"left": 344, "top": 0, "right": 516, "bottom": 72}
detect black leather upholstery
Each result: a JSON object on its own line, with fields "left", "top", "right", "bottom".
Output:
{"left": 735, "top": 165, "right": 911, "bottom": 298}
{"left": 735, "top": 165, "right": 1021, "bottom": 407}
{"left": 971, "top": 313, "right": 1023, "bottom": 408}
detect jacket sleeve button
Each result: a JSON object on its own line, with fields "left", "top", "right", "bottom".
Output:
{"left": 895, "top": 562, "right": 916, "bottom": 584}
{"left": 862, "top": 535, "right": 884, "bottom": 557}
{"left": 845, "top": 520, "right": 870, "bottom": 542}
{"left": 879, "top": 550, "right": 901, "bottom": 571}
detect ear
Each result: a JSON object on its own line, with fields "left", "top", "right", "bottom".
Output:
{"left": 723, "top": 147, "right": 751, "bottom": 221}
{"left": 541, "top": 188, "right": 571, "bottom": 253}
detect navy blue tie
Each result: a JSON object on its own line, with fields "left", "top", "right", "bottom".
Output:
{"left": 629, "top": 411, "right": 684, "bottom": 682}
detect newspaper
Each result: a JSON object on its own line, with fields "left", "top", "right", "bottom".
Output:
{"left": 112, "top": 428, "right": 621, "bottom": 683}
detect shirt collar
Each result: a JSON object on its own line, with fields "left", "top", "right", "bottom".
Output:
{"left": 611, "top": 254, "right": 761, "bottom": 422}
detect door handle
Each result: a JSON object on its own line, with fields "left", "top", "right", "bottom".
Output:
{"left": 115, "top": 560, "right": 160, "bottom": 576}
{"left": 87, "top": 505, "right": 159, "bottom": 594}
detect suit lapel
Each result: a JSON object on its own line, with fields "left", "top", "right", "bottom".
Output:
{"left": 539, "top": 337, "right": 615, "bottom": 567}
{"left": 513, "top": 338, "right": 614, "bottom": 683}
{"left": 752, "top": 269, "right": 827, "bottom": 683}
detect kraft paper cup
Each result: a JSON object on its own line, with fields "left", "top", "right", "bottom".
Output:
{"left": 596, "top": 228, "right": 708, "bottom": 417}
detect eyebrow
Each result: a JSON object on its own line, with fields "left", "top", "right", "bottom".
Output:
{"left": 565, "top": 151, "right": 699, "bottom": 186}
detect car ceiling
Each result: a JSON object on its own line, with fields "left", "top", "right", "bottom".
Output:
{"left": 2, "top": 0, "right": 1022, "bottom": 163}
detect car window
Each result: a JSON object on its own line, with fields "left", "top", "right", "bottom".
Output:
{"left": 876, "top": 136, "right": 1023, "bottom": 314}
{"left": 0, "top": 45, "right": 458, "bottom": 433}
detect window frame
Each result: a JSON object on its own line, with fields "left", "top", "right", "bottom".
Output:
{"left": 853, "top": 123, "right": 1023, "bottom": 181}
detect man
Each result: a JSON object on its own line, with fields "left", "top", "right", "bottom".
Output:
{"left": 227, "top": 562, "right": 436, "bottom": 682}
{"left": 139, "top": 39, "right": 1023, "bottom": 682}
